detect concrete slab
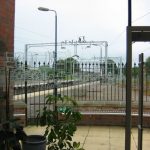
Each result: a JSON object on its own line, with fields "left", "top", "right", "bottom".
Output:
{"left": 24, "top": 125, "right": 150, "bottom": 150}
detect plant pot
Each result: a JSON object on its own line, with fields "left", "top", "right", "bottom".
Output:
{"left": 22, "top": 135, "right": 46, "bottom": 150}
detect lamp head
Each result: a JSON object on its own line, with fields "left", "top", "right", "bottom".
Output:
{"left": 38, "top": 7, "right": 49, "bottom": 11}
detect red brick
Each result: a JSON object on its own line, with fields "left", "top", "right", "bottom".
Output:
{"left": 0, "top": 0, "right": 15, "bottom": 124}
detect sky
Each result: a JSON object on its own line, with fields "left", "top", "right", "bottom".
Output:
{"left": 14, "top": 0, "right": 150, "bottom": 63}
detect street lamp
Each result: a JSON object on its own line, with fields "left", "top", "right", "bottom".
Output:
{"left": 38, "top": 7, "right": 58, "bottom": 109}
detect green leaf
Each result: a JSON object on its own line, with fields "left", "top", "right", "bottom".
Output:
{"left": 40, "top": 115, "right": 47, "bottom": 126}
{"left": 73, "top": 141, "right": 77, "bottom": 147}
{"left": 58, "top": 141, "right": 64, "bottom": 149}
{"left": 76, "top": 142, "right": 80, "bottom": 148}
{"left": 67, "top": 141, "right": 72, "bottom": 148}
{"left": 44, "top": 126, "right": 49, "bottom": 137}
{"left": 78, "top": 148, "right": 85, "bottom": 150}
{"left": 66, "top": 110, "right": 71, "bottom": 119}
{"left": 45, "top": 94, "right": 55, "bottom": 104}
{"left": 47, "top": 133, "right": 53, "bottom": 142}
{"left": 48, "top": 145, "right": 55, "bottom": 150}
{"left": 67, "top": 135, "right": 72, "bottom": 141}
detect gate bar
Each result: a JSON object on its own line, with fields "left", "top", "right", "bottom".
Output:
{"left": 125, "top": 1, "right": 132, "bottom": 149}
{"left": 138, "top": 53, "right": 144, "bottom": 150}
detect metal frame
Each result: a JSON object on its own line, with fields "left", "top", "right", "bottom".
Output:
{"left": 125, "top": 26, "right": 150, "bottom": 150}
{"left": 24, "top": 40, "right": 108, "bottom": 124}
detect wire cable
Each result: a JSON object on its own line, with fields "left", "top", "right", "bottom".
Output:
{"left": 15, "top": 25, "right": 50, "bottom": 39}
{"left": 109, "top": 10, "right": 150, "bottom": 47}
{"left": 133, "top": 10, "right": 150, "bottom": 23}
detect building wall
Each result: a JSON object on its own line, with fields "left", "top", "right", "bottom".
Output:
{"left": 0, "top": 0, "right": 15, "bottom": 123}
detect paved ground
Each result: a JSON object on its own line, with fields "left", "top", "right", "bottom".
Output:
{"left": 24, "top": 125, "right": 150, "bottom": 150}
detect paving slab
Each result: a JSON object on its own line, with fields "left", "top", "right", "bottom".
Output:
{"left": 24, "top": 125, "right": 150, "bottom": 150}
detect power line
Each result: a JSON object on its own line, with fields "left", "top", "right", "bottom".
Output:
{"left": 109, "top": 29, "right": 125, "bottom": 46}
{"left": 133, "top": 10, "right": 150, "bottom": 23}
{"left": 15, "top": 25, "right": 50, "bottom": 39}
{"left": 15, "top": 36, "right": 47, "bottom": 43}
{"left": 109, "top": 10, "right": 150, "bottom": 47}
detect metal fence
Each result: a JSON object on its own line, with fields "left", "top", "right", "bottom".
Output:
{"left": 12, "top": 60, "right": 150, "bottom": 124}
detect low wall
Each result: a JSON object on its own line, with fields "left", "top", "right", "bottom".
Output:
{"left": 76, "top": 101, "right": 150, "bottom": 127}
{"left": 79, "top": 113, "right": 150, "bottom": 127}
{"left": 18, "top": 100, "right": 150, "bottom": 127}
{"left": 13, "top": 101, "right": 26, "bottom": 126}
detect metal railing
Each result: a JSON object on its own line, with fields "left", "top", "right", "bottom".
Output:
{"left": 12, "top": 60, "right": 150, "bottom": 124}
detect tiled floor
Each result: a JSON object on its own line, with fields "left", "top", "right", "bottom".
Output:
{"left": 24, "top": 126, "right": 150, "bottom": 150}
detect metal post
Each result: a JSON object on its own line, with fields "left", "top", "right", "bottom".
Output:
{"left": 112, "top": 63, "right": 114, "bottom": 78}
{"left": 120, "top": 57, "right": 122, "bottom": 80}
{"left": 125, "top": 27, "right": 132, "bottom": 150}
{"left": 25, "top": 44, "right": 28, "bottom": 125}
{"left": 128, "top": 0, "right": 132, "bottom": 26}
{"left": 38, "top": 7, "right": 58, "bottom": 113}
{"left": 72, "top": 60, "right": 74, "bottom": 76}
{"left": 100, "top": 46, "right": 103, "bottom": 76}
{"left": 74, "top": 41, "right": 77, "bottom": 56}
{"left": 105, "top": 42, "right": 108, "bottom": 78}
{"left": 100, "top": 46, "right": 102, "bottom": 63}
{"left": 138, "top": 53, "right": 144, "bottom": 150}
{"left": 125, "top": 0, "right": 132, "bottom": 149}
{"left": 53, "top": 11, "right": 58, "bottom": 114}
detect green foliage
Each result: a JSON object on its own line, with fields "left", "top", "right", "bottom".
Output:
{"left": 132, "top": 66, "right": 139, "bottom": 77}
{"left": 0, "top": 119, "right": 27, "bottom": 150}
{"left": 145, "top": 57, "right": 150, "bottom": 75}
{"left": 39, "top": 65, "right": 54, "bottom": 75}
{"left": 56, "top": 57, "right": 80, "bottom": 74}
{"left": 37, "top": 94, "right": 84, "bottom": 150}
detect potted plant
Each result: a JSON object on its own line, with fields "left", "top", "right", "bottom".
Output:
{"left": 0, "top": 119, "right": 46, "bottom": 150}
{"left": 36, "top": 94, "right": 85, "bottom": 150}
{"left": 22, "top": 134, "right": 46, "bottom": 150}
{"left": 0, "top": 119, "right": 27, "bottom": 150}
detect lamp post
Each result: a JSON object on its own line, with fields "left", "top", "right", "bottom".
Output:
{"left": 38, "top": 7, "right": 58, "bottom": 111}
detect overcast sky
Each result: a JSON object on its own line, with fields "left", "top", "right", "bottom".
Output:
{"left": 14, "top": 0, "right": 150, "bottom": 63}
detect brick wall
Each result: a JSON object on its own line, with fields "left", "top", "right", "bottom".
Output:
{"left": 79, "top": 114, "right": 150, "bottom": 127}
{"left": 0, "top": 0, "right": 15, "bottom": 123}
{"left": 78, "top": 104, "right": 150, "bottom": 127}
{"left": 14, "top": 101, "right": 26, "bottom": 126}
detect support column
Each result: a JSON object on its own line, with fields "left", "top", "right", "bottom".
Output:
{"left": 125, "top": 26, "right": 132, "bottom": 150}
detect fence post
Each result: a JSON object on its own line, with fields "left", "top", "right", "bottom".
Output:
{"left": 25, "top": 44, "right": 28, "bottom": 125}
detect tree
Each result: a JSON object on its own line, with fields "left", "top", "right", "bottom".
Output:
{"left": 145, "top": 56, "right": 150, "bottom": 75}
{"left": 56, "top": 59, "right": 65, "bottom": 73}
{"left": 56, "top": 57, "right": 80, "bottom": 74}
{"left": 39, "top": 65, "right": 53, "bottom": 73}
{"left": 38, "top": 65, "right": 54, "bottom": 81}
